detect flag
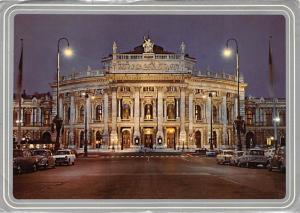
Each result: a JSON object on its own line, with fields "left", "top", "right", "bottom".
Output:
{"left": 268, "top": 36, "right": 274, "bottom": 97}
{"left": 17, "top": 39, "right": 23, "bottom": 96}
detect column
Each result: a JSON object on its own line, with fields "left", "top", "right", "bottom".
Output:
{"left": 141, "top": 102, "right": 144, "bottom": 122}
{"left": 179, "top": 89, "right": 187, "bottom": 147}
{"left": 133, "top": 88, "right": 141, "bottom": 145}
{"left": 188, "top": 92, "right": 195, "bottom": 148}
{"left": 234, "top": 97, "right": 238, "bottom": 120}
{"left": 103, "top": 92, "right": 109, "bottom": 146}
{"left": 176, "top": 98, "right": 180, "bottom": 119}
{"left": 156, "top": 87, "right": 164, "bottom": 147}
{"left": 59, "top": 96, "right": 63, "bottom": 119}
{"left": 30, "top": 108, "right": 33, "bottom": 125}
{"left": 36, "top": 107, "right": 41, "bottom": 124}
{"left": 110, "top": 88, "right": 118, "bottom": 148}
{"left": 69, "top": 95, "right": 75, "bottom": 147}
{"left": 221, "top": 96, "right": 228, "bottom": 146}
{"left": 255, "top": 107, "right": 260, "bottom": 125}
{"left": 118, "top": 99, "right": 122, "bottom": 120}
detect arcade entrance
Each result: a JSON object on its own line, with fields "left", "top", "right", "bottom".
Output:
{"left": 143, "top": 128, "right": 154, "bottom": 148}
{"left": 166, "top": 128, "right": 176, "bottom": 149}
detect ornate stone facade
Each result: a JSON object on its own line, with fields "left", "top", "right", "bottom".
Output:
{"left": 12, "top": 91, "right": 53, "bottom": 148}
{"left": 51, "top": 39, "right": 248, "bottom": 150}
{"left": 13, "top": 39, "right": 286, "bottom": 151}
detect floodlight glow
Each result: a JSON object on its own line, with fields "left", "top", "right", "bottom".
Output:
{"left": 223, "top": 48, "right": 232, "bottom": 58}
{"left": 63, "top": 47, "right": 73, "bottom": 57}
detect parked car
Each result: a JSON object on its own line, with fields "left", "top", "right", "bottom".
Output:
{"left": 195, "top": 148, "right": 208, "bottom": 155}
{"left": 32, "top": 149, "right": 56, "bottom": 169}
{"left": 13, "top": 149, "right": 39, "bottom": 174}
{"left": 265, "top": 148, "right": 276, "bottom": 159}
{"left": 268, "top": 146, "right": 286, "bottom": 172}
{"left": 216, "top": 150, "right": 234, "bottom": 165}
{"left": 238, "top": 148, "right": 268, "bottom": 168}
{"left": 53, "top": 149, "right": 76, "bottom": 166}
{"left": 229, "top": 151, "right": 244, "bottom": 166}
{"left": 206, "top": 150, "right": 217, "bottom": 157}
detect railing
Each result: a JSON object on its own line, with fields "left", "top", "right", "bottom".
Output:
{"left": 60, "top": 69, "right": 242, "bottom": 83}
{"left": 114, "top": 53, "right": 182, "bottom": 60}
{"left": 61, "top": 69, "right": 105, "bottom": 81}
{"left": 195, "top": 71, "right": 244, "bottom": 83}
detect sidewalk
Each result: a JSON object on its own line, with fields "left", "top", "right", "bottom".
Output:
{"left": 76, "top": 148, "right": 196, "bottom": 154}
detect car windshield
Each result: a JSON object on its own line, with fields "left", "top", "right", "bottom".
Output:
{"left": 55, "top": 151, "right": 70, "bottom": 155}
{"left": 13, "top": 150, "right": 24, "bottom": 157}
{"left": 33, "top": 150, "right": 47, "bottom": 156}
{"left": 249, "top": 150, "right": 264, "bottom": 156}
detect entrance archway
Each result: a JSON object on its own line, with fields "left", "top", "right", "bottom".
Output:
{"left": 143, "top": 128, "right": 154, "bottom": 148}
{"left": 166, "top": 128, "right": 176, "bottom": 149}
{"left": 42, "top": 132, "right": 51, "bottom": 143}
{"left": 121, "top": 130, "right": 131, "bottom": 150}
{"left": 195, "top": 130, "right": 201, "bottom": 148}
{"left": 246, "top": 131, "right": 256, "bottom": 149}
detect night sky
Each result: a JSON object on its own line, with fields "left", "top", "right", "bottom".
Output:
{"left": 14, "top": 15, "right": 285, "bottom": 98}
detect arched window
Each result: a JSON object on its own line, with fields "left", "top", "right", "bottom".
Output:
{"left": 44, "top": 110, "right": 51, "bottom": 126}
{"left": 279, "top": 111, "right": 286, "bottom": 126}
{"left": 167, "top": 104, "right": 175, "bottom": 120}
{"left": 266, "top": 110, "right": 273, "bottom": 126}
{"left": 246, "top": 110, "right": 254, "bottom": 125}
{"left": 195, "top": 105, "right": 201, "bottom": 121}
{"left": 122, "top": 104, "right": 130, "bottom": 120}
{"left": 144, "top": 104, "right": 153, "bottom": 120}
{"left": 24, "top": 108, "right": 31, "bottom": 126}
{"left": 79, "top": 106, "right": 84, "bottom": 122}
{"left": 213, "top": 106, "right": 218, "bottom": 123}
{"left": 42, "top": 132, "right": 51, "bottom": 143}
{"left": 95, "top": 105, "right": 103, "bottom": 121}
{"left": 67, "top": 107, "right": 71, "bottom": 123}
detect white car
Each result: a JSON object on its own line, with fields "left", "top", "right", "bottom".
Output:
{"left": 238, "top": 148, "right": 268, "bottom": 168}
{"left": 53, "top": 149, "right": 76, "bottom": 166}
{"left": 216, "top": 150, "right": 234, "bottom": 165}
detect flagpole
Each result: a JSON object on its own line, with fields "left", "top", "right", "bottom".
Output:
{"left": 269, "top": 36, "right": 278, "bottom": 149}
{"left": 17, "top": 39, "right": 23, "bottom": 149}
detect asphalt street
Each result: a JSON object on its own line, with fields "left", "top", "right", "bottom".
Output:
{"left": 13, "top": 153, "right": 285, "bottom": 199}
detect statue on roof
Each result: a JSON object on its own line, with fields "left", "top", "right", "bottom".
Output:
{"left": 180, "top": 42, "right": 186, "bottom": 54}
{"left": 143, "top": 36, "right": 154, "bottom": 53}
{"left": 112, "top": 41, "right": 117, "bottom": 54}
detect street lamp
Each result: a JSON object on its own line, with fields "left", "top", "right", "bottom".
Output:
{"left": 209, "top": 92, "right": 214, "bottom": 150}
{"left": 223, "top": 38, "right": 244, "bottom": 151}
{"left": 53, "top": 37, "right": 73, "bottom": 151}
{"left": 81, "top": 92, "right": 90, "bottom": 157}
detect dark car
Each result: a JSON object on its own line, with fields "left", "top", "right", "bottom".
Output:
{"left": 32, "top": 149, "right": 56, "bottom": 169}
{"left": 195, "top": 148, "right": 208, "bottom": 155}
{"left": 268, "top": 147, "right": 286, "bottom": 172}
{"left": 13, "top": 149, "right": 39, "bottom": 175}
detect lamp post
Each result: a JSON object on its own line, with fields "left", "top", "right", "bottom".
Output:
{"left": 223, "top": 38, "right": 244, "bottom": 151}
{"left": 53, "top": 37, "right": 73, "bottom": 151}
{"left": 209, "top": 92, "right": 214, "bottom": 150}
{"left": 81, "top": 92, "right": 90, "bottom": 157}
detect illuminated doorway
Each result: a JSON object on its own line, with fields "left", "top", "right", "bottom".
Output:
{"left": 166, "top": 128, "right": 176, "bottom": 149}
